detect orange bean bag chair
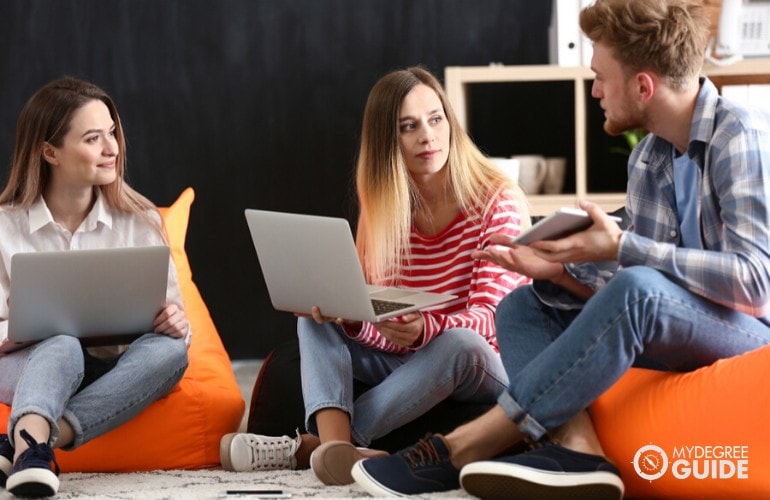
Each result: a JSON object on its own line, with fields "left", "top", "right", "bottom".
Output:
{"left": 591, "top": 343, "right": 770, "bottom": 498}
{"left": 0, "top": 187, "right": 244, "bottom": 471}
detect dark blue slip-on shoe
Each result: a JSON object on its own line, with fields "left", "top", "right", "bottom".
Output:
{"left": 6, "top": 429, "right": 60, "bottom": 498}
{"left": 0, "top": 434, "right": 13, "bottom": 488}
{"left": 351, "top": 434, "right": 460, "bottom": 497}
{"left": 460, "top": 442, "right": 624, "bottom": 500}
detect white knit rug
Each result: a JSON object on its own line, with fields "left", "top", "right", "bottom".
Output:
{"left": 7, "top": 469, "right": 472, "bottom": 499}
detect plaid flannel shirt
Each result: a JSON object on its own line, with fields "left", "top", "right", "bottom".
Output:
{"left": 534, "top": 78, "right": 770, "bottom": 325}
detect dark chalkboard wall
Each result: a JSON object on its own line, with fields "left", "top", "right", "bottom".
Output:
{"left": 0, "top": 0, "right": 551, "bottom": 359}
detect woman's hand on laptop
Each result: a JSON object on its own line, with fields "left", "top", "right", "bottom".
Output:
{"left": 153, "top": 303, "right": 190, "bottom": 340}
{"left": 296, "top": 306, "right": 362, "bottom": 331}
{"left": 293, "top": 305, "right": 342, "bottom": 325}
{"left": 375, "top": 313, "right": 424, "bottom": 348}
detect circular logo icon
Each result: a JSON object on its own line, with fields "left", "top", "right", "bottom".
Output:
{"left": 633, "top": 444, "right": 668, "bottom": 481}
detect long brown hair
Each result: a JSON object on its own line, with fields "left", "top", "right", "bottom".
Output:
{"left": 355, "top": 66, "right": 528, "bottom": 283}
{"left": 0, "top": 77, "right": 161, "bottom": 232}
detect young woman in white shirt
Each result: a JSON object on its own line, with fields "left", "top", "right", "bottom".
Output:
{"left": 0, "top": 77, "right": 191, "bottom": 498}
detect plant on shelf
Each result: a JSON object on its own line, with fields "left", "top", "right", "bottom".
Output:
{"left": 610, "top": 128, "right": 647, "bottom": 156}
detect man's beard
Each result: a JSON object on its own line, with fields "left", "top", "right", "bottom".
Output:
{"left": 603, "top": 107, "right": 644, "bottom": 137}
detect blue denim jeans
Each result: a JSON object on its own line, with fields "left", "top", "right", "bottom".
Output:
{"left": 297, "top": 318, "right": 508, "bottom": 446}
{"left": 0, "top": 333, "right": 188, "bottom": 449}
{"left": 495, "top": 266, "right": 770, "bottom": 441}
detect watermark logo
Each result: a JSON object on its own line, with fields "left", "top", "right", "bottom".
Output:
{"left": 633, "top": 443, "right": 749, "bottom": 481}
{"left": 633, "top": 444, "right": 668, "bottom": 481}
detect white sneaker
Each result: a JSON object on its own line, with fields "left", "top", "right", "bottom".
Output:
{"left": 220, "top": 430, "right": 302, "bottom": 471}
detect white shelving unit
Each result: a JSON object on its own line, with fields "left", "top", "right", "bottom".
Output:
{"left": 445, "top": 59, "right": 770, "bottom": 215}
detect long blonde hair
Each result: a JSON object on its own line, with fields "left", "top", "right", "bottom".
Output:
{"left": 0, "top": 77, "right": 162, "bottom": 234}
{"left": 355, "top": 66, "right": 529, "bottom": 283}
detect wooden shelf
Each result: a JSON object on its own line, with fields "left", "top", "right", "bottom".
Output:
{"left": 702, "top": 58, "right": 770, "bottom": 76}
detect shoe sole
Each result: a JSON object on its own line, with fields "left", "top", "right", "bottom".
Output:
{"left": 351, "top": 459, "right": 408, "bottom": 498}
{"left": 6, "top": 467, "right": 59, "bottom": 498}
{"left": 460, "top": 461, "right": 624, "bottom": 500}
{"left": 219, "top": 433, "right": 238, "bottom": 471}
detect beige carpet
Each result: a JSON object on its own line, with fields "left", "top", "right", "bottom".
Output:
{"left": 25, "top": 360, "right": 471, "bottom": 499}
{"left": 39, "top": 468, "right": 471, "bottom": 498}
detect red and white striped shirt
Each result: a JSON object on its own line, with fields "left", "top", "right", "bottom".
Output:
{"left": 346, "top": 191, "right": 531, "bottom": 354}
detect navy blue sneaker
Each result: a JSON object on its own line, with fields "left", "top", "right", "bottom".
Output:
{"left": 351, "top": 434, "right": 460, "bottom": 497}
{"left": 5, "top": 429, "right": 60, "bottom": 498}
{"left": 460, "top": 442, "right": 624, "bottom": 500}
{"left": 0, "top": 434, "right": 13, "bottom": 487}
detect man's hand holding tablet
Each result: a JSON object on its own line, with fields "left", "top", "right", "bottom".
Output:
{"left": 513, "top": 207, "right": 623, "bottom": 245}
{"left": 472, "top": 202, "right": 624, "bottom": 282}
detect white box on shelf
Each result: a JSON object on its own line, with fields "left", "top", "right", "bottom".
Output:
{"left": 748, "top": 83, "right": 770, "bottom": 111}
{"left": 721, "top": 83, "right": 770, "bottom": 113}
{"left": 721, "top": 84, "right": 750, "bottom": 105}
{"left": 549, "top": 0, "right": 582, "bottom": 67}
{"left": 579, "top": 0, "right": 595, "bottom": 66}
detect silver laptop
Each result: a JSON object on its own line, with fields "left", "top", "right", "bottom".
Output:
{"left": 0, "top": 246, "right": 170, "bottom": 354}
{"left": 244, "top": 209, "right": 457, "bottom": 322}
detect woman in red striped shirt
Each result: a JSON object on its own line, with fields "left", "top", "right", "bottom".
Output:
{"left": 221, "top": 66, "right": 531, "bottom": 485}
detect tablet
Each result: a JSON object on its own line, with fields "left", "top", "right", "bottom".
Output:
{"left": 513, "top": 207, "right": 622, "bottom": 245}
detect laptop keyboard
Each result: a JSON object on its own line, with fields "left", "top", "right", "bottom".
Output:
{"left": 371, "top": 299, "right": 414, "bottom": 316}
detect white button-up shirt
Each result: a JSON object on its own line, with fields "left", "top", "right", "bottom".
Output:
{"left": 0, "top": 191, "right": 186, "bottom": 357}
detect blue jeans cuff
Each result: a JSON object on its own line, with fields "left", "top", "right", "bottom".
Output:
{"left": 497, "top": 390, "right": 547, "bottom": 442}
{"left": 60, "top": 409, "right": 82, "bottom": 450}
